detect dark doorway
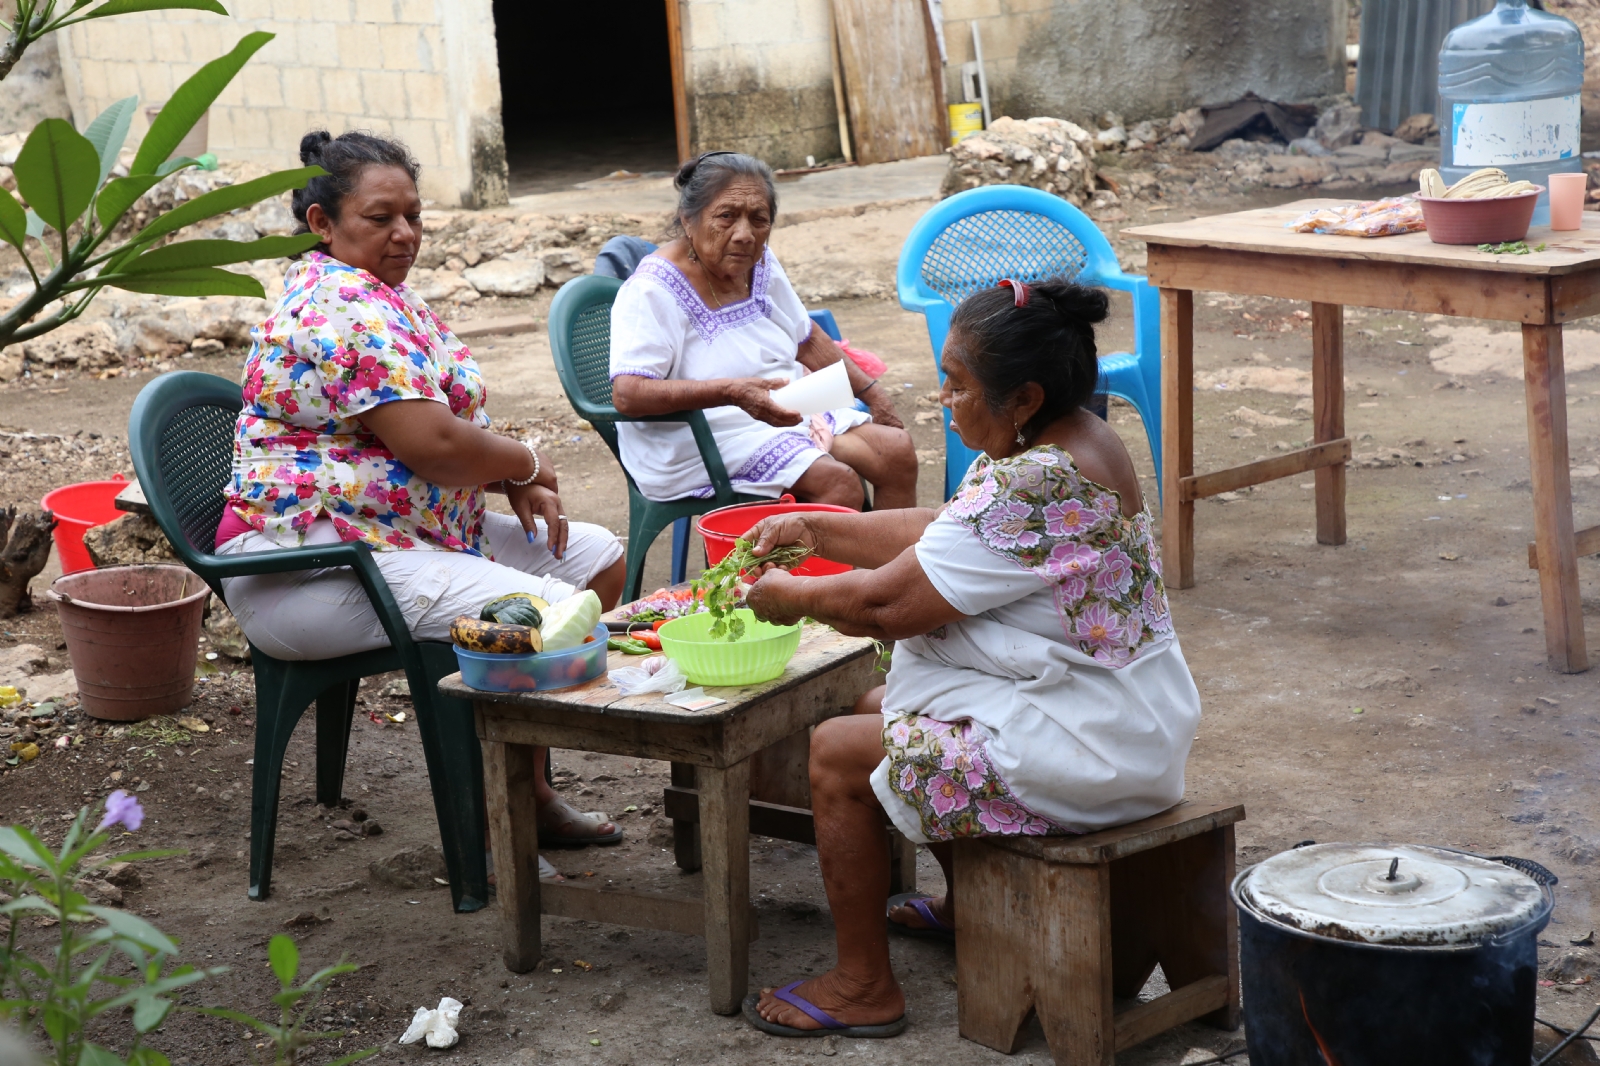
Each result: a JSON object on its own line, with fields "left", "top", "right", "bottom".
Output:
{"left": 493, "top": 0, "right": 681, "bottom": 198}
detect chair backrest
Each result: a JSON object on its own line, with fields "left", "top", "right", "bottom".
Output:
{"left": 898, "top": 184, "right": 1123, "bottom": 313}
{"left": 127, "top": 371, "right": 244, "bottom": 590}
{"left": 548, "top": 274, "right": 626, "bottom": 462}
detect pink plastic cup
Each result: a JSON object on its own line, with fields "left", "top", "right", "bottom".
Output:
{"left": 1549, "top": 172, "right": 1588, "bottom": 231}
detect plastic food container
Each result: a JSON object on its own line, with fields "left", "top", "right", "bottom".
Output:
{"left": 658, "top": 609, "right": 802, "bottom": 687}
{"left": 1417, "top": 187, "right": 1542, "bottom": 245}
{"left": 695, "top": 496, "right": 854, "bottom": 576}
{"left": 453, "top": 624, "right": 608, "bottom": 692}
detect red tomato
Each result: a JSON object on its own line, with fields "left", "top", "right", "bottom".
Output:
{"left": 652, "top": 619, "right": 670, "bottom": 632}
{"left": 637, "top": 631, "right": 662, "bottom": 651}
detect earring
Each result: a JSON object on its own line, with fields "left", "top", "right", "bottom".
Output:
{"left": 1014, "top": 424, "right": 1027, "bottom": 446}
{"left": 687, "top": 242, "right": 699, "bottom": 264}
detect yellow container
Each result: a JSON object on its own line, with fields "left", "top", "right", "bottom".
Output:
{"left": 949, "top": 102, "right": 984, "bottom": 146}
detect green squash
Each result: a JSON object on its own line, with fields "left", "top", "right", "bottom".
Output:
{"left": 479, "top": 593, "right": 546, "bottom": 628}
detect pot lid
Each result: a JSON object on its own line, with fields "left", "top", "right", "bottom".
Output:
{"left": 1240, "top": 843, "right": 1547, "bottom": 946}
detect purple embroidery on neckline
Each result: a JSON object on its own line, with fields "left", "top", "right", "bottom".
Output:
{"left": 688, "top": 430, "right": 815, "bottom": 498}
{"left": 634, "top": 252, "right": 774, "bottom": 345}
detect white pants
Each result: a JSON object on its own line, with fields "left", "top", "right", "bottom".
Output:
{"left": 219, "top": 510, "right": 623, "bottom": 661}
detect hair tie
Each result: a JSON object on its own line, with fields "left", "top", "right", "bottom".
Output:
{"left": 999, "top": 278, "right": 1030, "bottom": 307}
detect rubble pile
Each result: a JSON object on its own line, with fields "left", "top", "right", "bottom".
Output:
{"left": 941, "top": 116, "right": 1098, "bottom": 204}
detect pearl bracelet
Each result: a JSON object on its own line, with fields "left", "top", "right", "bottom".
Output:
{"left": 506, "top": 440, "right": 540, "bottom": 486}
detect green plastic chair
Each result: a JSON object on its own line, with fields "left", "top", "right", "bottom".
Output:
{"left": 127, "top": 371, "right": 489, "bottom": 913}
{"left": 548, "top": 274, "right": 766, "bottom": 602}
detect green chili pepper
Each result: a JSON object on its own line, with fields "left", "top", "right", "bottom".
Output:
{"left": 607, "top": 636, "right": 652, "bottom": 655}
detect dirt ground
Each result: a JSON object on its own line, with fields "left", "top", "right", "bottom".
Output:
{"left": 5, "top": 184, "right": 1600, "bottom": 1065}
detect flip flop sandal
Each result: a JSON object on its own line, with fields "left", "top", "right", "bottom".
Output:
{"left": 538, "top": 797, "right": 624, "bottom": 848}
{"left": 484, "top": 851, "right": 563, "bottom": 893}
{"left": 886, "top": 892, "right": 954, "bottom": 942}
{"left": 741, "top": 981, "right": 907, "bottom": 1039}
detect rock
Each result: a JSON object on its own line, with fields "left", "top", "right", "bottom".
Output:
{"left": 1393, "top": 112, "right": 1439, "bottom": 144}
{"left": 369, "top": 844, "right": 448, "bottom": 889}
{"left": 463, "top": 258, "right": 546, "bottom": 296}
{"left": 1095, "top": 125, "right": 1128, "bottom": 151}
{"left": 409, "top": 268, "right": 477, "bottom": 304}
{"left": 1388, "top": 142, "right": 1439, "bottom": 165}
{"left": 122, "top": 307, "right": 198, "bottom": 358}
{"left": 0, "top": 346, "right": 21, "bottom": 382}
{"left": 1311, "top": 100, "right": 1364, "bottom": 150}
{"left": 942, "top": 115, "right": 1097, "bottom": 205}
{"left": 23, "top": 671, "right": 76, "bottom": 702}
{"left": 1347, "top": 667, "right": 1421, "bottom": 693}
{"left": 83, "top": 514, "right": 177, "bottom": 569}
{"left": 539, "top": 249, "right": 587, "bottom": 286}
{"left": 378, "top": 676, "right": 410, "bottom": 699}
{"left": 102, "top": 862, "right": 142, "bottom": 888}
{"left": 245, "top": 196, "right": 299, "bottom": 236}
{"left": 0, "top": 643, "right": 49, "bottom": 683}
{"left": 189, "top": 338, "right": 225, "bottom": 355}
{"left": 203, "top": 595, "right": 250, "bottom": 661}
{"left": 591, "top": 991, "right": 626, "bottom": 1013}
{"left": 1546, "top": 949, "right": 1600, "bottom": 983}
{"left": 17, "top": 321, "right": 120, "bottom": 369}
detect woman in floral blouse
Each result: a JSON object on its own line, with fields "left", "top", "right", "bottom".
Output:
{"left": 219, "top": 131, "right": 628, "bottom": 855}
{"left": 739, "top": 278, "right": 1200, "bottom": 1038}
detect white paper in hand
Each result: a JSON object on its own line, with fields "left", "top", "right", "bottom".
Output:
{"left": 399, "top": 996, "right": 463, "bottom": 1048}
{"left": 768, "top": 359, "right": 853, "bottom": 418}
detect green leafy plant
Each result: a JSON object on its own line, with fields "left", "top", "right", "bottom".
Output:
{"left": 1476, "top": 240, "right": 1546, "bottom": 255}
{"left": 0, "top": 2, "right": 325, "bottom": 352}
{"left": 691, "top": 537, "right": 812, "bottom": 641}
{"left": 1, "top": 793, "right": 373, "bottom": 1066}
{"left": 201, "top": 936, "right": 374, "bottom": 1066}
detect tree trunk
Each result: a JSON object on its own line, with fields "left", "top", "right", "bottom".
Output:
{"left": 0, "top": 506, "right": 56, "bottom": 617}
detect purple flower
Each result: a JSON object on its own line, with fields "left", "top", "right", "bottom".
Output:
{"left": 947, "top": 475, "right": 998, "bottom": 519}
{"left": 1043, "top": 498, "right": 1096, "bottom": 538}
{"left": 1071, "top": 601, "right": 1126, "bottom": 655}
{"left": 976, "top": 798, "right": 1030, "bottom": 834}
{"left": 1044, "top": 542, "right": 1101, "bottom": 579}
{"left": 888, "top": 720, "right": 913, "bottom": 747}
{"left": 1142, "top": 580, "right": 1172, "bottom": 633}
{"left": 97, "top": 790, "right": 143, "bottom": 833}
{"left": 960, "top": 751, "right": 990, "bottom": 791}
{"left": 1059, "top": 575, "right": 1090, "bottom": 606}
{"left": 899, "top": 765, "right": 919, "bottom": 793}
{"left": 925, "top": 774, "right": 970, "bottom": 817}
{"left": 979, "top": 501, "right": 1041, "bottom": 550}
{"left": 1093, "top": 546, "right": 1136, "bottom": 599}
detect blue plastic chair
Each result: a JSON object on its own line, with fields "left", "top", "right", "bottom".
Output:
{"left": 896, "top": 185, "right": 1162, "bottom": 499}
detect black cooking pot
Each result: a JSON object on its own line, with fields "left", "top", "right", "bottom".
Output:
{"left": 1233, "top": 845, "right": 1556, "bottom": 1066}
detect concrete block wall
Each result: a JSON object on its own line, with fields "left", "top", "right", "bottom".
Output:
{"left": 681, "top": 0, "right": 842, "bottom": 169}
{"left": 939, "top": 0, "right": 1347, "bottom": 127}
{"left": 55, "top": 0, "right": 507, "bottom": 207}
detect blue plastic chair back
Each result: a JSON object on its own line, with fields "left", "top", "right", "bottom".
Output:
{"left": 896, "top": 185, "right": 1162, "bottom": 499}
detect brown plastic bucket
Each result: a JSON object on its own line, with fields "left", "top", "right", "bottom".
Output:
{"left": 1418, "top": 187, "right": 1542, "bottom": 245}
{"left": 47, "top": 565, "right": 210, "bottom": 720}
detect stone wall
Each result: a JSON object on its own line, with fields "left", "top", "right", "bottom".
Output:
{"left": 681, "top": 0, "right": 842, "bottom": 168}
{"left": 939, "top": 0, "right": 1348, "bottom": 127}
{"left": 53, "top": 0, "right": 507, "bottom": 208}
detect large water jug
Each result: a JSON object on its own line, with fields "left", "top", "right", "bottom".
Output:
{"left": 1437, "top": 0, "right": 1584, "bottom": 224}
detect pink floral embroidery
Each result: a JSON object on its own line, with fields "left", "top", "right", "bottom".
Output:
{"left": 883, "top": 714, "right": 1067, "bottom": 841}
{"left": 946, "top": 447, "right": 1174, "bottom": 668}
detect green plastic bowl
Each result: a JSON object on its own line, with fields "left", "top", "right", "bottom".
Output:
{"left": 657, "top": 609, "right": 802, "bottom": 687}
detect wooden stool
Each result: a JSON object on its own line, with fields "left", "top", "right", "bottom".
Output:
{"left": 952, "top": 798, "right": 1244, "bottom": 1063}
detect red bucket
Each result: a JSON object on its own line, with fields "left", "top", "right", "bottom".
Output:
{"left": 696, "top": 496, "right": 855, "bottom": 575}
{"left": 40, "top": 476, "right": 128, "bottom": 575}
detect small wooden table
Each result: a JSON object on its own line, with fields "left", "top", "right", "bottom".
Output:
{"left": 438, "top": 626, "right": 907, "bottom": 1014}
{"left": 1127, "top": 204, "right": 1600, "bottom": 673}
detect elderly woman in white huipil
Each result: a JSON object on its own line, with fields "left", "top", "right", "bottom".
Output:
{"left": 608, "top": 151, "right": 917, "bottom": 510}
{"left": 733, "top": 277, "right": 1201, "bottom": 1040}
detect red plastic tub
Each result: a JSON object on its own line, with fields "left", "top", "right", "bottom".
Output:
{"left": 40, "top": 475, "right": 128, "bottom": 575}
{"left": 696, "top": 496, "right": 855, "bottom": 575}
{"left": 1418, "top": 187, "right": 1542, "bottom": 245}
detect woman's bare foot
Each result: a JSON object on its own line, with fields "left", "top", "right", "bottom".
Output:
{"left": 888, "top": 893, "right": 952, "bottom": 931}
{"left": 537, "top": 795, "right": 619, "bottom": 841}
{"left": 755, "top": 968, "right": 904, "bottom": 1030}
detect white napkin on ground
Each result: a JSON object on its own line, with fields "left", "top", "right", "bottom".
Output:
{"left": 400, "top": 996, "right": 463, "bottom": 1048}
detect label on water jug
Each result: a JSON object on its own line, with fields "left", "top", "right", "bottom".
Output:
{"left": 1451, "top": 94, "right": 1580, "bottom": 167}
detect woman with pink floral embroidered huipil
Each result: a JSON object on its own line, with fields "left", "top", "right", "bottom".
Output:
{"left": 735, "top": 278, "right": 1200, "bottom": 1040}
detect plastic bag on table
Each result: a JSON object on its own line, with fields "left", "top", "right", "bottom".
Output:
{"left": 1288, "top": 196, "right": 1425, "bottom": 237}
{"left": 612, "top": 655, "right": 688, "bottom": 696}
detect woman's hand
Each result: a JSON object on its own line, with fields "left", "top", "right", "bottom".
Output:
{"left": 861, "top": 383, "right": 905, "bottom": 430}
{"left": 508, "top": 482, "right": 568, "bottom": 558}
{"left": 744, "top": 569, "right": 807, "bottom": 626}
{"left": 743, "top": 514, "right": 821, "bottom": 576}
{"left": 725, "top": 377, "right": 803, "bottom": 428}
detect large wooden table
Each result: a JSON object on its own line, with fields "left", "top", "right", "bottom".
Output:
{"left": 1127, "top": 203, "right": 1600, "bottom": 673}
{"left": 438, "top": 625, "right": 911, "bottom": 1014}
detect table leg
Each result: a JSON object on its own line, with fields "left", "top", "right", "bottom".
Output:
{"left": 483, "top": 738, "right": 542, "bottom": 972}
{"left": 669, "top": 762, "right": 702, "bottom": 872}
{"left": 1160, "top": 288, "right": 1195, "bottom": 589}
{"left": 889, "top": 828, "right": 919, "bottom": 895}
{"left": 1522, "top": 322, "right": 1588, "bottom": 673}
{"left": 699, "top": 759, "right": 752, "bottom": 1014}
{"left": 1312, "top": 302, "right": 1346, "bottom": 546}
